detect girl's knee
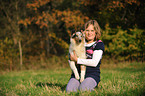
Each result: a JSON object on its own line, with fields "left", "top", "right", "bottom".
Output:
{"left": 79, "top": 84, "right": 94, "bottom": 91}
{"left": 66, "top": 78, "right": 80, "bottom": 92}
{"left": 79, "top": 77, "right": 97, "bottom": 91}
{"left": 66, "top": 87, "right": 77, "bottom": 92}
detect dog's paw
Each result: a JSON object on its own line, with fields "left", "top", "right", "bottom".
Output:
{"left": 75, "top": 75, "right": 80, "bottom": 80}
{"left": 80, "top": 77, "right": 84, "bottom": 82}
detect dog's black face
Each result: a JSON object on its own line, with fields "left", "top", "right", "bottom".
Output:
{"left": 72, "top": 32, "right": 84, "bottom": 43}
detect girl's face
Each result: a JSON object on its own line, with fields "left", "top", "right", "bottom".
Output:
{"left": 85, "top": 24, "right": 96, "bottom": 43}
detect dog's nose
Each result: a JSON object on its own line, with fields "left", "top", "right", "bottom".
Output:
{"left": 79, "top": 40, "right": 82, "bottom": 42}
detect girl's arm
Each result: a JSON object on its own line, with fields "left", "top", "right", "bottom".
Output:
{"left": 77, "top": 50, "right": 103, "bottom": 67}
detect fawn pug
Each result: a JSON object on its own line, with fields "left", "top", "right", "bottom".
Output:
{"left": 69, "top": 31, "right": 86, "bottom": 82}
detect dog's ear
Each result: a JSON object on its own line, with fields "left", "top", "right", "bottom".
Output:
{"left": 79, "top": 26, "right": 85, "bottom": 32}
{"left": 71, "top": 29, "right": 76, "bottom": 38}
{"left": 79, "top": 26, "right": 85, "bottom": 36}
{"left": 71, "top": 29, "right": 76, "bottom": 35}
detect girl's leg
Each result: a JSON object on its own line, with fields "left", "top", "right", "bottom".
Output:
{"left": 66, "top": 78, "right": 80, "bottom": 92}
{"left": 79, "top": 77, "right": 97, "bottom": 91}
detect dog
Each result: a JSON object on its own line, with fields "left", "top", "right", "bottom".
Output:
{"left": 69, "top": 31, "right": 86, "bottom": 82}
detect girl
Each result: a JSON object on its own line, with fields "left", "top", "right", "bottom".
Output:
{"left": 66, "top": 20, "right": 105, "bottom": 92}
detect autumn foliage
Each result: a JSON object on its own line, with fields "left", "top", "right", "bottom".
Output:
{"left": 0, "top": 0, "right": 144, "bottom": 70}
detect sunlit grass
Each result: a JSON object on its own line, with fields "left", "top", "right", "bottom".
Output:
{"left": 0, "top": 62, "right": 145, "bottom": 96}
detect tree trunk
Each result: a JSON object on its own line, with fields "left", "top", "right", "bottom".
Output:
{"left": 46, "top": 38, "right": 50, "bottom": 57}
{"left": 18, "top": 40, "right": 23, "bottom": 69}
{"left": 10, "top": 59, "right": 12, "bottom": 71}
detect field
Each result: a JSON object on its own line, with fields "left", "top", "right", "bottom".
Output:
{"left": 0, "top": 62, "right": 145, "bottom": 96}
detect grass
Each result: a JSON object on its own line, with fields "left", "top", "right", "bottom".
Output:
{"left": 0, "top": 62, "right": 145, "bottom": 96}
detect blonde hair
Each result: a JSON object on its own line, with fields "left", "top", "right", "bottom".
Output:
{"left": 84, "top": 20, "right": 101, "bottom": 41}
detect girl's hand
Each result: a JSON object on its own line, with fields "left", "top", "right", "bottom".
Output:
{"left": 70, "top": 50, "right": 78, "bottom": 62}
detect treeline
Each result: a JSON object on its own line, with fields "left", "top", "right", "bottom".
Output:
{"left": 0, "top": 0, "right": 145, "bottom": 70}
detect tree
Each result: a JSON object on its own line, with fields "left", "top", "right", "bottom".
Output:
{"left": 0, "top": 0, "right": 28, "bottom": 70}
{"left": 19, "top": 0, "right": 89, "bottom": 57}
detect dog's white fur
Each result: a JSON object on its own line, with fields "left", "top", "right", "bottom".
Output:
{"left": 69, "top": 31, "right": 86, "bottom": 82}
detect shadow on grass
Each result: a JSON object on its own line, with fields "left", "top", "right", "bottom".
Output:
{"left": 36, "top": 82, "right": 67, "bottom": 91}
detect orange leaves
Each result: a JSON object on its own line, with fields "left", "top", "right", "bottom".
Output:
{"left": 125, "top": 0, "right": 140, "bottom": 5}
{"left": 18, "top": 18, "right": 32, "bottom": 26}
{"left": 51, "top": 9, "right": 89, "bottom": 35}
{"left": 19, "top": 10, "right": 58, "bottom": 28}
{"left": 37, "top": 11, "right": 59, "bottom": 28}
{"left": 108, "top": 1, "right": 124, "bottom": 9}
{"left": 77, "top": 0, "right": 96, "bottom": 6}
{"left": 21, "top": 0, "right": 89, "bottom": 33}
{"left": 55, "top": 9, "right": 89, "bottom": 30}
{"left": 18, "top": 20, "right": 24, "bottom": 24}
{"left": 27, "top": 0, "right": 51, "bottom": 10}
{"left": 107, "top": 0, "right": 140, "bottom": 9}
{"left": 39, "top": 0, "right": 50, "bottom": 6}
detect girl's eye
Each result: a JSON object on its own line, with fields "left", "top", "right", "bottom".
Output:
{"left": 91, "top": 30, "right": 94, "bottom": 32}
{"left": 86, "top": 30, "right": 94, "bottom": 32}
{"left": 86, "top": 30, "right": 89, "bottom": 32}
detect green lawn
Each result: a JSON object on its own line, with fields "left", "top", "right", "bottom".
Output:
{"left": 0, "top": 62, "right": 145, "bottom": 96}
